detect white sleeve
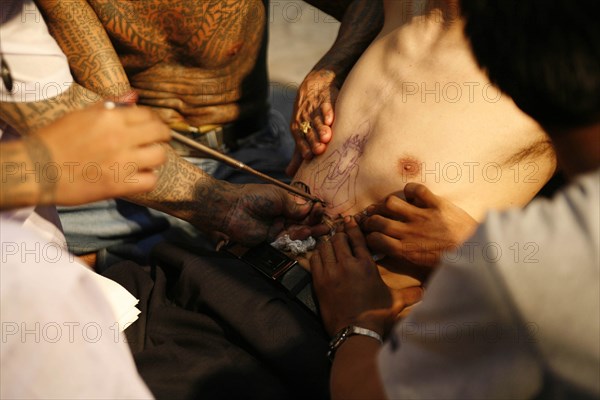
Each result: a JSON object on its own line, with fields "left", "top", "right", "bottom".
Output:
{"left": 0, "top": 222, "right": 153, "bottom": 399}
{"left": 0, "top": 0, "right": 73, "bottom": 102}
{"left": 377, "top": 228, "right": 544, "bottom": 400}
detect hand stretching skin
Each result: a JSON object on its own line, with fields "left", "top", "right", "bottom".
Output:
{"left": 311, "top": 216, "right": 423, "bottom": 338}
{"left": 359, "top": 183, "right": 479, "bottom": 267}
{"left": 0, "top": 103, "right": 171, "bottom": 210}
{"left": 288, "top": 70, "right": 339, "bottom": 171}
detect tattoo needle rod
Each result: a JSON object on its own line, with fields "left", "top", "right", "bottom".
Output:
{"left": 170, "top": 130, "right": 325, "bottom": 204}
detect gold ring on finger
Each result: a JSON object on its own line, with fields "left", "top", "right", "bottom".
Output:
{"left": 300, "top": 121, "right": 312, "bottom": 136}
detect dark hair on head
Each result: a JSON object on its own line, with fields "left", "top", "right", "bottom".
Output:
{"left": 461, "top": 0, "right": 600, "bottom": 129}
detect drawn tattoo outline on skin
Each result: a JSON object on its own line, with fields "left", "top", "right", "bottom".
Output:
{"left": 293, "top": 120, "right": 371, "bottom": 216}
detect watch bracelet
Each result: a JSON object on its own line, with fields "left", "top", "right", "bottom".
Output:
{"left": 327, "top": 325, "right": 383, "bottom": 361}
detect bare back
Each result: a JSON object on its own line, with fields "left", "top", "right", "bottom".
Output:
{"left": 293, "top": 0, "right": 556, "bottom": 287}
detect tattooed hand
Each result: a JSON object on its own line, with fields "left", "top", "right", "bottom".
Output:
{"left": 0, "top": 102, "right": 170, "bottom": 210}
{"left": 287, "top": 70, "right": 339, "bottom": 175}
{"left": 286, "top": 1, "right": 384, "bottom": 176}
{"left": 358, "top": 183, "right": 479, "bottom": 267}
{"left": 207, "top": 182, "right": 328, "bottom": 248}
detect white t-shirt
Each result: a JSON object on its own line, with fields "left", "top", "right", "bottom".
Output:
{"left": 0, "top": 220, "right": 153, "bottom": 399}
{"left": 378, "top": 169, "right": 600, "bottom": 399}
{"left": 1, "top": 0, "right": 75, "bottom": 249}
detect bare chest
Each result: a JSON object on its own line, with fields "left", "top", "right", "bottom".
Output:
{"left": 89, "top": 0, "right": 266, "bottom": 69}
{"left": 293, "top": 25, "right": 553, "bottom": 219}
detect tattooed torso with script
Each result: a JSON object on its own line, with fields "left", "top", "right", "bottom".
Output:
{"left": 88, "top": 0, "right": 267, "bottom": 125}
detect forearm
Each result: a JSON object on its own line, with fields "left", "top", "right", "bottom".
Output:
{"left": 307, "top": 0, "right": 384, "bottom": 85}
{"left": 331, "top": 337, "right": 387, "bottom": 400}
{"left": 35, "top": 0, "right": 131, "bottom": 98}
{"left": 124, "top": 144, "right": 233, "bottom": 232}
{"left": 0, "top": 138, "right": 50, "bottom": 209}
{"left": 0, "top": 83, "right": 99, "bottom": 135}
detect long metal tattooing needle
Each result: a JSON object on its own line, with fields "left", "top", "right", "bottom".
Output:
{"left": 169, "top": 129, "right": 325, "bottom": 205}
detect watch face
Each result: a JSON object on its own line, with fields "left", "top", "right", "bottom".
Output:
{"left": 327, "top": 326, "right": 353, "bottom": 361}
{"left": 329, "top": 326, "right": 351, "bottom": 352}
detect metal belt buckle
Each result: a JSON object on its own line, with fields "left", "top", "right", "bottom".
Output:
{"left": 230, "top": 242, "right": 298, "bottom": 280}
{"left": 203, "top": 126, "right": 228, "bottom": 152}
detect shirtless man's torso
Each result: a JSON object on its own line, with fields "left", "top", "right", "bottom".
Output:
{"left": 84, "top": 0, "right": 269, "bottom": 130}
{"left": 293, "top": 0, "right": 556, "bottom": 288}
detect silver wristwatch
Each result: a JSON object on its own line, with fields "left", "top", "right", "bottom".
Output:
{"left": 327, "top": 325, "right": 383, "bottom": 361}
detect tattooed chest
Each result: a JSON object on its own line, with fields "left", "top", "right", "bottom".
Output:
{"left": 90, "top": 0, "right": 265, "bottom": 69}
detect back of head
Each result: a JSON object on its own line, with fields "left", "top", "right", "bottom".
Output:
{"left": 461, "top": 0, "right": 600, "bottom": 130}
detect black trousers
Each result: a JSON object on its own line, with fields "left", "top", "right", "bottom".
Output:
{"left": 104, "top": 242, "right": 330, "bottom": 400}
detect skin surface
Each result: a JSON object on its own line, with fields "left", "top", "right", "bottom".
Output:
{"left": 0, "top": 84, "right": 100, "bottom": 134}
{"left": 293, "top": 0, "right": 556, "bottom": 289}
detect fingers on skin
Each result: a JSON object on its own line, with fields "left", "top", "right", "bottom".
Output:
{"left": 362, "top": 215, "right": 407, "bottom": 238}
{"left": 310, "top": 223, "right": 331, "bottom": 238}
{"left": 361, "top": 197, "right": 423, "bottom": 237}
{"left": 310, "top": 250, "right": 324, "bottom": 279}
{"left": 309, "top": 114, "right": 328, "bottom": 155}
{"left": 366, "top": 232, "right": 404, "bottom": 259}
{"left": 292, "top": 106, "right": 318, "bottom": 158}
{"left": 332, "top": 232, "right": 353, "bottom": 260}
{"left": 404, "top": 183, "right": 440, "bottom": 208}
{"left": 281, "top": 190, "right": 312, "bottom": 220}
{"left": 383, "top": 195, "right": 423, "bottom": 219}
{"left": 286, "top": 225, "right": 312, "bottom": 241}
{"left": 344, "top": 216, "right": 371, "bottom": 260}
{"left": 318, "top": 238, "right": 337, "bottom": 267}
{"left": 321, "top": 101, "right": 334, "bottom": 129}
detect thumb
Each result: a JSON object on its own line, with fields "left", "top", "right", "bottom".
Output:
{"left": 279, "top": 189, "right": 313, "bottom": 221}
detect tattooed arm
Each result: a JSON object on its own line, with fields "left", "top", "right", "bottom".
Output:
{"left": 35, "top": 0, "right": 132, "bottom": 99}
{"left": 0, "top": 84, "right": 100, "bottom": 135}
{"left": 287, "top": 0, "right": 384, "bottom": 175}
{"left": 126, "top": 145, "right": 325, "bottom": 247}
{"left": 0, "top": 104, "right": 170, "bottom": 210}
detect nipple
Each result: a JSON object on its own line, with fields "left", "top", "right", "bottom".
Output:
{"left": 398, "top": 156, "right": 421, "bottom": 179}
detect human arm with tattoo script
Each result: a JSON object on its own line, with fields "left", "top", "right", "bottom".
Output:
{"left": 35, "top": 0, "right": 133, "bottom": 100}
{"left": 3, "top": 0, "right": 135, "bottom": 134}
{"left": 0, "top": 103, "right": 170, "bottom": 210}
{"left": 287, "top": 0, "right": 384, "bottom": 175}
{"left": 127, "top": 145, "right": 326, "bottom": 247}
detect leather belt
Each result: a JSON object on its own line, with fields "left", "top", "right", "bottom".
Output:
{"left": 225, "top": 243, "right": 319, "bottom": 315}
{"left": 170, "top": 124, "right": 233, "bottom": 156}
